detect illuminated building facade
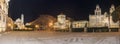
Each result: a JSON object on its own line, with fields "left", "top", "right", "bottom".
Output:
{"left": 53, "top": 4, "right": 119, "bottom": 32}
{"left": 54, "top": 13, "right": 71, "bottom": 30}
{"left": 0, "top": 0, "right": 10, "bottom": 32}
{"left": 89, "top": 4, "right": 119, "bottom": 28}
{"left": 72, "top": 21, "right": 88, "bottom": 28}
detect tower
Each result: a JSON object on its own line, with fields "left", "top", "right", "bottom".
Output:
{"left": 21, "top": 14, "right": 24, "bottom": 24}
{"left": 110, "top": 4, "right": 115, "bottom": 14}
{"left": 94, "top": 5, "right": 102, "bottom": 15}
{"left": 0, "top": 0, "right": 9, "bottom": 32}
{"left": 109, "top": 4, "right": 115, "bottom": 28}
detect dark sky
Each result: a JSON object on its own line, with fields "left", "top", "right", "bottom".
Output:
{"left": 9, "top": 0, "right": 120, "bottom": 23}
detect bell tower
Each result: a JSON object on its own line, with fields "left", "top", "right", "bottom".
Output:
{"left": 94, "top": 5, "right": 101, "bottom": 15}
{"left": 21, "top": 14, "right": 24, "bottom": 24}
{"left": 110, "top": 4, "right": 115, "bottom": 14}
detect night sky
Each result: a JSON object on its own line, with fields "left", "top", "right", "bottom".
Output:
{"left": 9, "top": 0, "right": 120, "bottom": 23}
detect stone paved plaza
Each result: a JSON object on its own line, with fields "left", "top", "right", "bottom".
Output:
{"left": 0, "top": 31, "right": 120, "bottom": 44}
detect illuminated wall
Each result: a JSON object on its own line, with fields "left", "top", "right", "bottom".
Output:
{"left": 54, "top": 13, "right": 71, "bottom": 30}
{"left": 0, "top": 0, "right": 9, "bottom": 32}
{"left": 72, "top": 21, "right": 88, "bottom": 28}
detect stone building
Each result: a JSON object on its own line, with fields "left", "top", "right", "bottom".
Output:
{"left": 0, "top": 0, "right": 10, "bottom": 32}
{"left": 54, "top": 4, "right": 119, "bottom": 32}
{"left": 72, "top": 21, "right": 88, "bottom": 28}
{"left": 54, "top": 13, "right": 71, "bottom": 31}
{"left": 88, "top": 4, "right": 119, "bottom": 28}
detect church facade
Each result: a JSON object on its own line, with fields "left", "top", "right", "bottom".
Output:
{"left": 88, "top": 4, "right": 119, "bottom": 28}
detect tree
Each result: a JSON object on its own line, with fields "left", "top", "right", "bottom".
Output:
{"left": 31, "top": 15, "right": 56, "bottom": 30}
{"left": 6, "top": 16, "right": 14, "bottom": 31}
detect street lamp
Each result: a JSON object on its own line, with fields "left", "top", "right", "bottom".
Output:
{"left": 35, "top": 25, "right": 39, "bottom": 29}
{"left": 49, "top": 22, "right": 53, "bottom": 27}
{"left": 8, "top": 23, "right": 13, "bottom": 30}
{"left": 8, "top": 23, "right": 11, "bottom": 27}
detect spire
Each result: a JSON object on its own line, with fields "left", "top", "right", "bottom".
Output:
{"left": 5, "top": 0, "right": 10, "bottom": 3}
{"left": 111, "top": 4, "right": 115, "bottom": 8}
{"left": 104, "top": 12, "right": 108, "bottom": 16}
{"left": 96, "top": 4, "right": 100, "bottom": 9}
{"left": 104, "top": 12, "right": 107, "bottom": 15}
{"left": 21, "top": 14, "right": 24, "bottom": 24}
{"left": 110, "top": 4, "right": 115, "bottom": 14}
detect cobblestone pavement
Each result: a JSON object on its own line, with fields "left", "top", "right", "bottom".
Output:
{"left": 0, "top": 31, "right": 120, "bottom": 44}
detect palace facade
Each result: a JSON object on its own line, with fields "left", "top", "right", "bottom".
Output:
{"left": 0, "top": 0, "right": 10, "bottom": 32}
